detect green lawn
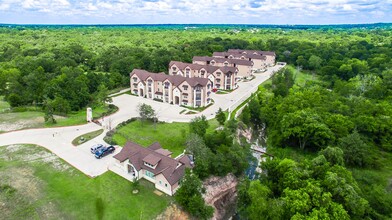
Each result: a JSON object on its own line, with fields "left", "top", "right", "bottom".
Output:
{"left": 113, "top": 118, "right": 220, "bottom": 157}
{"left": 50, "top": 105, "right": 110, "bottom": 127}
{"left": 0, "top": 144, "right": 172, "bottom": 220}
{"left": 72, "top": 129, "right": 104, "bottom": 146}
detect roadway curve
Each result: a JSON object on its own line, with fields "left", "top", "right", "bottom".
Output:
{"left": 0, "top": 64, "right": 285, "bottom": 177}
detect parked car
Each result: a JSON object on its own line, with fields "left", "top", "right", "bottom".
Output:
{"left": 90, "top": 144, "right": 104, "bottom": 154}
{"left": 95, "top": 146, "right": 115, "bottom": 159}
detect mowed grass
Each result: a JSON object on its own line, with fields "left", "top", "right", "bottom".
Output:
{"left": 113, "top": 118, "right": 220, "bottom": 157}
{"left": 260, "top": 65, "right": 319, "bottom": 88}
{"left": 0, "top": 144, "right": 172, "bottom": 220}
{"left": 49, "top": 105, "right": 109, "bottom": 127}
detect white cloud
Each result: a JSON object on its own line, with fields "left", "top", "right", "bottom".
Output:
{"left": 0, "top": 0, "right": 390, "bottom": 23}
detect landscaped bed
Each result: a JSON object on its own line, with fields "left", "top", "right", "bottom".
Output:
{"left": 0, "top": 144, "right": 172, "bottom": 220}
{"left": 72, "top": 129, "right": 104, "bottom": 146}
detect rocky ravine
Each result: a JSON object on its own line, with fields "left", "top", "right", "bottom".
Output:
{"left": 203, "top": 174, "right": 238, "bottom": 220}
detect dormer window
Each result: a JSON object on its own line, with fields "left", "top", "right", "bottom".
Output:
{"left": 211, "top": 60, "right": 216, "bottom": 65}
{"left": 172, "top": 66, "right": 177, "bottom": 71}
{"left": 133, "top": 77, "right": 138, "bottom": 82}
{"left": 164, "top": 82, "right": 170, "bottom": 89}
{"left": 183, "top": 85, "right": 188, "bottom": 91}
{"left": 224, "top": 62, "right": 229, "bottom": 66}
{"left": 201, "top": 70, "right": 205, "bottom": 76}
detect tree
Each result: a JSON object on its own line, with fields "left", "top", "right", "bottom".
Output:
{"left": 215, "top": 108, "right": 226, "bottom": 126}
{"left": 96, "top": 84, "right": 113, "bottom": 106}
{"left": 240, "top": 105, "right": 251, "bottom": 125}
{"left": 185, "top": 133, "right": 212, "bottom": 179}
{"left": 137, "top": 103, "right": 155, "bottom": 125}
{"left": 175, "top": 170, "right": 214, "bottom": 219}
{"left": 338, "top": 131, "right": 371, "bottom": 167}
{"left": 308, "top": 55, "right": 322, "bottom": 71}
{"left": 271, "top": 67, "right": 295, "bottom": 97}
{"left": 281, "top": 110, "right": 334, "bottom": 150}
{"left": 320, "top": 146, "right": 344, "bottom": 166}
{"left": 43, "top": 99, "right": 56, "bottom": 124}
{"left": 189, "top": 115, "right": 209, "bottom": 137}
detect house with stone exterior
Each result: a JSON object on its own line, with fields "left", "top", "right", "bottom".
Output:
{"left": 227, "top": 49, "right": 276, "bottom": 67}
{"left": 168, "top": 61, "right": 238, "bottom": 90}
{"left": 130, "top": 69, "right": 212, "bottom": 107}
{"left": 192, "top": 56, "right": 253, "bottom": 79}
{"left": 113, "top": 141, "right": 194, "bottom": 196}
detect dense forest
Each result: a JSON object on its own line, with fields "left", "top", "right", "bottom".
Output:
{"left": 1, "top": 25, "right": 392, "bottom": 219}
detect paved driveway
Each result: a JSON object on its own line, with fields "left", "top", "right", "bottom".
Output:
{"left": 0, "top": 64, "right": 285, "bottom": 177}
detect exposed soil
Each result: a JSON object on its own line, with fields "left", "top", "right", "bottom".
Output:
{"left": 203, "top": 174, "right": 238, "bottom": 220}
{"left": 155, "top": 203, "right": 191, "bottom": 220}
{"left": 0, "top": 144, "right": 66, "bottom": 219}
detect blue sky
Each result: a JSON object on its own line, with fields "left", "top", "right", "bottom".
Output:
{"left": 0, "top": 0, "right": 391, "bottom": 24}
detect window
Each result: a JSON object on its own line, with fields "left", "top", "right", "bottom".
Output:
{"left": 216, "top": 72, "right": 221, "bottom": 77}
{"left": 165, "top": 183, "right": 168, "bottom": 187}
{"left": 201, "top": 70, "right": 205, "bottom": 76}
{"left": 164, "top": 82, "right": 170, "bottom": 89}
{"left": 182, "top": 85, "right": 188, "bottom": 91}
{"left": 133, "top": 77, "right": 138, "bottom": 82}
{"left": 195, "top": 86, "right": 201, "bottom": 92}
{"left": 183, "top": 95, "right": 188, "bottom": 99}
{"left": 148, "top": 80, "right": 152, "bottom": 86}
{"left": 159, "top": 181, "right": 162, "bottom": 185}
{"left": 145, "top": 170, "right": 154, "bottom": 178}
{"left": 172, "top": 67, "right": 177, "bottom": 71}
{"left": 211, "top": 61, "right": 216, "bottom": 65}
{"left": 224, "top": 62, "right": 229, "bottom": 66}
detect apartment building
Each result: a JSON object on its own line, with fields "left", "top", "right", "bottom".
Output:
{"left": 192, "top": 56, "right": 253, "bottom": 79}
{"left": 213, "top": 51, "right": 267, "bottom": 70}
{"left": 130, "top": 69, "right": 212, "bottom": 108}
{"left": 227, "top": 49, "right": 276, "bottom": 67}
{"left": 168, "top": 61, "right": 238, "bottom": 90}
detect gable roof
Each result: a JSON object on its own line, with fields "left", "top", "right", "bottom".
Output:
{"left": 192, "top": 56, "right": 253, "bottom": 66}
{"left": 213, "top": 52, "right": 267, "bottom": 60}
{"left": 130, "top": 69, "right": 209, "bottom": 87}
{"left": 227, "top": 49, "right": 276, "bottom": 57}
{"left": 169, "top": 61, "right": 237, "bottom": 74}
{"left": 114, "top": 141, "right": 194, "bottom": 185}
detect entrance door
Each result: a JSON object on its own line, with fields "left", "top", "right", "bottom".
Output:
{"left": 139, "top": 88, "right": 144, "bottom": 97}
{"left": 175, "top": 96, "right": 180, "bottom": 105}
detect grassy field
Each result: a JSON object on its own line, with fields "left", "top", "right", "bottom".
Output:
{"left": 0, "top": 105, "right": 113, "bottom": 132}
{"left": 72, "top": 129, "right": 104, "bottom": 146}
{"left": 0, "top": 144, "right": 172, "bottom": 220}
{"left": 113, "top": 119, "right": 219, "bottom": 157}
{"left": 260, "top": 65, "right": 319, "bottom": 88}
{"left": 50, "top": 105, "right": 114, "bottom": 127}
